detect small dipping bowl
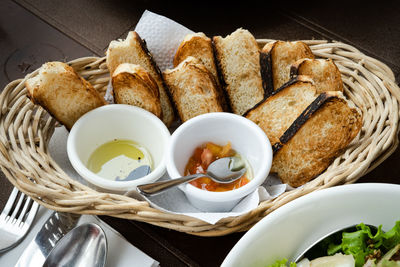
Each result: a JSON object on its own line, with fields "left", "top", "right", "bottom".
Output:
{"left": 166, "top": 112, "right": 273, "bottom": 212}
{"left": 67, "top": 104, "right": 170, "bottom": 194}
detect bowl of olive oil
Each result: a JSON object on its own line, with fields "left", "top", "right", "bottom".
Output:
{"left": 87, "top": 139, "right": 153, "bottom": 182}
{"left": 67, "top": 104, "right": 170, "bottom": 193}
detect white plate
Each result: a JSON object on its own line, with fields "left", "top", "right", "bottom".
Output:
{"left": 222, "top": 183, "right": 400, "bottom": 267}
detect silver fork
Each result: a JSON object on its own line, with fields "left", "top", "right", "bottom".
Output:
{"left": 0, "top": 187, "right": 39, "bottom": 252}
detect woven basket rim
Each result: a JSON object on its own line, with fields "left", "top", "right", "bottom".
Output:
{"left": 0, "top": 39, "right": 399, "bottom": 236}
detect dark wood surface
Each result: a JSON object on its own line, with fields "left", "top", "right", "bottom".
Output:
{"left": 0, "top": 1, "right": 399, "bottom": 266}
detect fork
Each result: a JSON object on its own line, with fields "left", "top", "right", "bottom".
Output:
{"left": 0, "top": 187, "right": 39, "bottom": 253}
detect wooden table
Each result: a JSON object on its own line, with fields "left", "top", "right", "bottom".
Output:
{"left": 1, "top": 1, "right": 399, "bottom": 266}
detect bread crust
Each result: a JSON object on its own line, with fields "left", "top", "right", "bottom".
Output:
{"left": 163, "top": 57, "right": 223, "bottom": 122}
{"left": 25, "top": 62, "right": 106, "bottom": 130}
{"left": 260, "top": 51, "right": 275, "bottom": 97}
{"left": 212, "top": 37, "right": 230, "bottom": 108}
{"left": 173, "top": 33, "right": 217, "bottom": 81}
{"left": 290, "top": 58, "right": 344, "bottom": 93}
{"left": 112, "top": 63, "right": 162, "bottom": 118}
{"left": 174, "top": 33, "right": 229, "bottom": 111}
{"left": 245, "top": 76, "right": 317, "bottom": 145}
{"left": 106, "top": 31, "right": 175, "bottom": 126}
{"left": 213, "top": 28, "right": 265, "bottom": 115}
{"left": 272, "top": 91, "right": 339, "bottom": 152}
{"left": 271, "top": 92, "right": 362, "bottom": 187}
{"left": 261, "top": 40, "right": 315, "bottom": 92}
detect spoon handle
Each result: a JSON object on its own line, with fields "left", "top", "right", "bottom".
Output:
{"left": 136, "top": 174, "right": 205, "bottom": 196}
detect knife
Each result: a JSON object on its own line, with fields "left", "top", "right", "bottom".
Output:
{"left": 15, "top": 211, "right": 81, "bottom": 267}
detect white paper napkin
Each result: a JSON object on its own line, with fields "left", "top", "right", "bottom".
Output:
{"left": 0, "top": 206, "right": 159, "bottom": 267}
{"left": 135, "top": 10, "right": 194, "bottom": 71}
{"left": 141, "top": 174, "right": 287, "bottom": 225}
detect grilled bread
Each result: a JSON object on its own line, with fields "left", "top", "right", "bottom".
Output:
{"left": 112, "top": 63, "right": 162, "bottom": 118}
{"left": 163, "top": 56, "right": 223, "bottom": 122}
{"left": 174, "top": 33, "right": 220, "bottom": 87}
{"left": 174, "top": 32, "right": 229, "bottom": 111}
{"left": 261, "top": 40, "right": 314, "bottom": 94}
{"left": 213, "top": 28, "right": 264, "bottom": 115}
{"left": 271, "top": 91, "right": 362, "bottom": 187}
{"left": 245, "top": 76, "right": 318, "bottom": 145}
{"left": 25, "top": 61, "right": 106, "bottom": 130}
{"left": 290, "top": 58, "right": 344, "bottom": 93}
{"left": 106, "top": 31, "right": 174, "bottom": 126}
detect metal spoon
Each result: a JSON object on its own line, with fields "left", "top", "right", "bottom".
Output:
{"left": 294, "top": 224, "right": 378, "bottom": 263}
{"left": 42, "top": 223, "right": 107, "bottom": 267}
{"left": 136, "top": 156, "right": 246, "bottom": 196}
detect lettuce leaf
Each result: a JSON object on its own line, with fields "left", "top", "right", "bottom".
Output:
{"left": 382, "top": 221, "right": 400, "bottom": 250}
{"left": 325, "top": 221, "right": 400, "bottom": 267}
{"left": 339, "top": 228, "right": 372, "bottom": 267}
{"left": 267, "top": 258, "right": 297, "bottom": 267}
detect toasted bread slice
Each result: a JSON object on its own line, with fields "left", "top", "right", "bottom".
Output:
{"left": 261, "top": 40, "right": 314, "bottom": 94}
{"left": 174, "top": 32, "right": 229, "bottom": 111}
{"left": 106, "top": 31, "right": 174, "bottom": 126}
{"left": 271, "top": 91, "right": 362, "bottom": 187}
{"left": 174, "top": 33, "right": 220, "bottom": 87}
{"left": 245, "top": 76, "right": 318, "bottom": 145}
{"left": 25, "top": 61, "right": 106, "bottom": 130}
{"left": 290, "top": 58, "right": 344, "bottom": 93}
{"left": 163, "top": 57, "right": 223, "bottom": 122}
{"left": 213, "top": 28, "right": 264, "bottom": 115}
{"left": 112, "top": 63, "right": 162, "bottom": 118}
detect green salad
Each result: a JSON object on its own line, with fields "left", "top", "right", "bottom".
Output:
{"left": 268, "top": 221, "right": 400, "bottom": 267}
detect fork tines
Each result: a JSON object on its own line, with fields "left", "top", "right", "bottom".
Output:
{"left": 0, "top": 187, "right": 38, "bottom": 228}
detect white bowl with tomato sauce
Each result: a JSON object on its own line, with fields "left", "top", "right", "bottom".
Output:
{"left": 166, "top": 112, "right": 272, "bottom": 212}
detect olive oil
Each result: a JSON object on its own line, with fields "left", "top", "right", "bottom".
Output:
{"left": 87, "top": 139, "right": 152, "bottom": 181}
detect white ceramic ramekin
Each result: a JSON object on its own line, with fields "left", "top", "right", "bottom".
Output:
{"left": 67, "top": 104, "right": 170, "bottom": 193}
{"left": 166, "top": 112, "right": 272, "bottom": 212}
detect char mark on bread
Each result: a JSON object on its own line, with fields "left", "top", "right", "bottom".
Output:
{"left": 272, "top": 91, "right": 340, "bottom": 153}
{"left": 245, "top": 75, "right": 318, "bottom": 145}
{"left": 212, "top": 38, "right": 231, "bottom": 111}
{"left": 259, "top": 51, "right": 274, "bottom": 97}
{"left": 106, "top": 31, "right": 175, "bottom": 126}
{"left": 261, "top": 40, "right": 315, "bottom": 92}
{"left": 271, "top": 91, "right": 362, "bottom": 187}
{"left": 133, "top": 33, "right": 177, "bottom": 125}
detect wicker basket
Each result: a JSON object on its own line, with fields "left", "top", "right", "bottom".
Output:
{"left": 1, "top": 40, "right": 399, "bottom": 236}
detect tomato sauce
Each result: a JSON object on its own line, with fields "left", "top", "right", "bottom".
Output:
{"left": 184, "top": 142, "right": 250, "bottom": 192}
